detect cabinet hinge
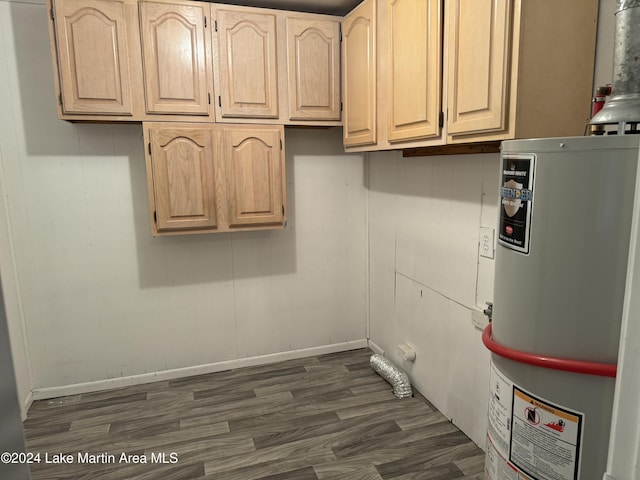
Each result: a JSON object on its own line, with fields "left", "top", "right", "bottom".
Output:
{"left": 214, "top": 19, "right": 218, "bottom": 32}
{"left": 208, "top": 93, "right": 211, "bottom": 105}
{"left": 148, "top": 142, "right": 151, "bottom": 155}
{"left": 58, "top": 92, "right": 63, "bottom": 105}
{"left": 50, "top": 7, "right": 55, "bottom": 20}
{"left": 153, "top": 211, "right": 157, "bottom": 223}
{"left": 282, "top": 205, "right": 285, "bottom": 215}
{"left": 339, "top": 30, "right": 342, "bottom": 42}
{"left": 218, "top": 96, "right": 221, "bottom": 108}
{"left": 204, "top": 16, "right": 207, "bottom": 28}
{"left": 438, "top": 111, "right": 444, "bottom": 128}
{"left": 340, "top": 102, "right": 343, "bottom": 112}
{"left": 280, "top": 138, "right": 282, "bottom": 150}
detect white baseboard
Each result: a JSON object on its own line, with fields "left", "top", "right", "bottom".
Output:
{"left": 21, "top": 390, "right": 33, "bottom": 421}
{"left": 367, "top": 339, "right": 385, "bottom": 356}
{"left": 31, "top": 339, "right": 368, "bottom": 400}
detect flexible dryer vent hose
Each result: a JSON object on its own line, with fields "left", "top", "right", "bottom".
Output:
{"left": 370, "top": 354, "right": 413, "bottom": 399}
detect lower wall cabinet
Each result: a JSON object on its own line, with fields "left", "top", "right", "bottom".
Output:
{"left": 143, "top": 123, "right": 286, "bottom": 236}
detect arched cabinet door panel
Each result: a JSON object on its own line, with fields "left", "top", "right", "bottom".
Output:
{"left": 223, "top": 126, "right": 284, "bottom": 227}
{"left": 286, "top": 16, "right": 341, "bottom": 121}
{"left": 214, "top": 7, "right": 279, "bottom": 119}
{"left": 140, "top": 1, "right": 212, "bottom": 116}
{"left": 147, "top": 125, "right": 218, "bottom": 233}
{"left": 52, "top": 0, "right": 133, "bottom": 115}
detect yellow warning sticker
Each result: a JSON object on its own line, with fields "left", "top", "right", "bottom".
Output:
{"left": 510, "top": 386, "right": 584, "bottom": 480}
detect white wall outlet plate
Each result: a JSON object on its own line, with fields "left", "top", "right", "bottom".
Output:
{"left": 479, "top": 227, "right": 495, "bottom": 259}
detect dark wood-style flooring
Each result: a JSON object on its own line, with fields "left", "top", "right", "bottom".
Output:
{"left": 23, "top": 348, "right": 485, "bottom": 480}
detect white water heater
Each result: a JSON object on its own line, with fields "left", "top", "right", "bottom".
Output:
{"left": 483, "top": 135, "right": 640, "bottom": 480}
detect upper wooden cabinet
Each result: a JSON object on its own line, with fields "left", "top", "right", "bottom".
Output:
{"left": 342, "top": 0, "right": 598, "bottom": 152}
{"left": 212, "top": 6, "right": 279, "bottom": 120}
{"left": 211, "top": 5, "right": 342, "bottom": 124}
{"left": 446, "top": 0, "right": 599, "bottom": 143}
{"left": 386, "top": 0, "right": 441, "bottom": 142}
{"left": 147, "top": 125, "right": 218, "bottom": 232}
{"left": 224, "top": 126, "right": 285, "bottom": 227}
{"left": 343, "top": 0, "right": 443, "bottom": 151}
{"left": 144, "top": 123, "right": 286, "bottom": 236}
{"left": 342, "top": 0, "right": 376, "bottom": 147}
{"left": 139, "top": 1, "right": 213, "bottom": 116}
{"left": 48, "top": 0, "right": 136, "bottom": 116}
{"left": 285, "top": 16, "right": 341, "bottom": 121}
{"left": 49, "top": 0, "right": 342, "bottom": 125}
{"left": 446, "top": 0, "right": 512, "bottom": 137}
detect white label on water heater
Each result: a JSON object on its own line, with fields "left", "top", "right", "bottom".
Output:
{"left": 486, "top": 361, "right": 585, "bottom": 480}
{"left": 498, "top": 154, "right": 535, "bottom": 255}
{"left": 487, "top": 362, "right": 513, "bottom": 459}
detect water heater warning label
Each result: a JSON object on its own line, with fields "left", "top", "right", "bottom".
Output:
{"left": 499, "top": 154, "right": 535, "bottom": 254}
{"left": 486, "top": 362, "right": 584, "bottom": 480}
{"left": 510, "top": 387, "right": 583, "bottom": 480}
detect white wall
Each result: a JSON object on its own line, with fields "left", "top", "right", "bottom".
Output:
{"left": 0, "top": 0, "right": 35, "bottom": 419}
{"left": 367, "top": 151, "right": 498, "bottom": 446}
{"left": 0, "top": 0, "right": 367, "bottom": 400}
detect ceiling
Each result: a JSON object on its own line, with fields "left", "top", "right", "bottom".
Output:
{"left": 206, "top": 0, "right": 363, "bottom": 15}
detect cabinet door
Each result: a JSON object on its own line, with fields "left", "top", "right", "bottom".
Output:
{"left": 286, "top": 17, "right": 341, "bottom": 121}
{"left": 215, "top": 8, "right": 279, "bottom": 119}
{"left": 387, "top": 0, "right": 441, "bottom": 142}
{"left": 446, "top": 0, "right": 511, "bottom": 135}
{"left": 223, "top": 126, "right": 284, "bottom": 227}
{"left": 140, "top": 1, "right": 211, "bottom": 115}
{"left": 147, "top": 125, "right": 218, "bottom": 232}
{"left": 342, "top": 0, "right": 376, "bottom": 146}
{"left": 52, "top": 0, "right": 132, "bottom": 115}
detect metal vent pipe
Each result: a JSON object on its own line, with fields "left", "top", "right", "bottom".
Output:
{"left": 590, "top": 0, "right": 640, "bottom": 131}
{"left": 370, "top": 354, "right": 413, "bottom": 399}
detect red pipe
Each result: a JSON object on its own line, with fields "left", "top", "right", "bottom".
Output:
{"left": 482, "top": 324, "right": 617, "bottom": 378}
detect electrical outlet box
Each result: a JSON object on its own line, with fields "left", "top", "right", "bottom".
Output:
{"left": 471, "top": 307, "right": 490, "bottom": 330}
{"left": 480, "top": 227, "right": 495, "bottom": 259}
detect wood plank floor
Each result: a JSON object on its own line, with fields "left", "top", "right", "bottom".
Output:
{"left": 23, "top": 348, "right": 485, "bottom": 480}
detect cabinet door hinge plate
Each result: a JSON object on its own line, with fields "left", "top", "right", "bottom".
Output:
{"left": 204, "top": 16, "right": 207, "bottom": 28}
{"left": 153, "top": 211, "right": 157, "bottom": 223}
{"left": 148, "top": 142, "right": 151, "bottom": 155}
{"left": 439, "top": 111, "right": 444, "bottom": 128}
{"left": 214, "top": 19, "right": 218, "bottom": 32}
